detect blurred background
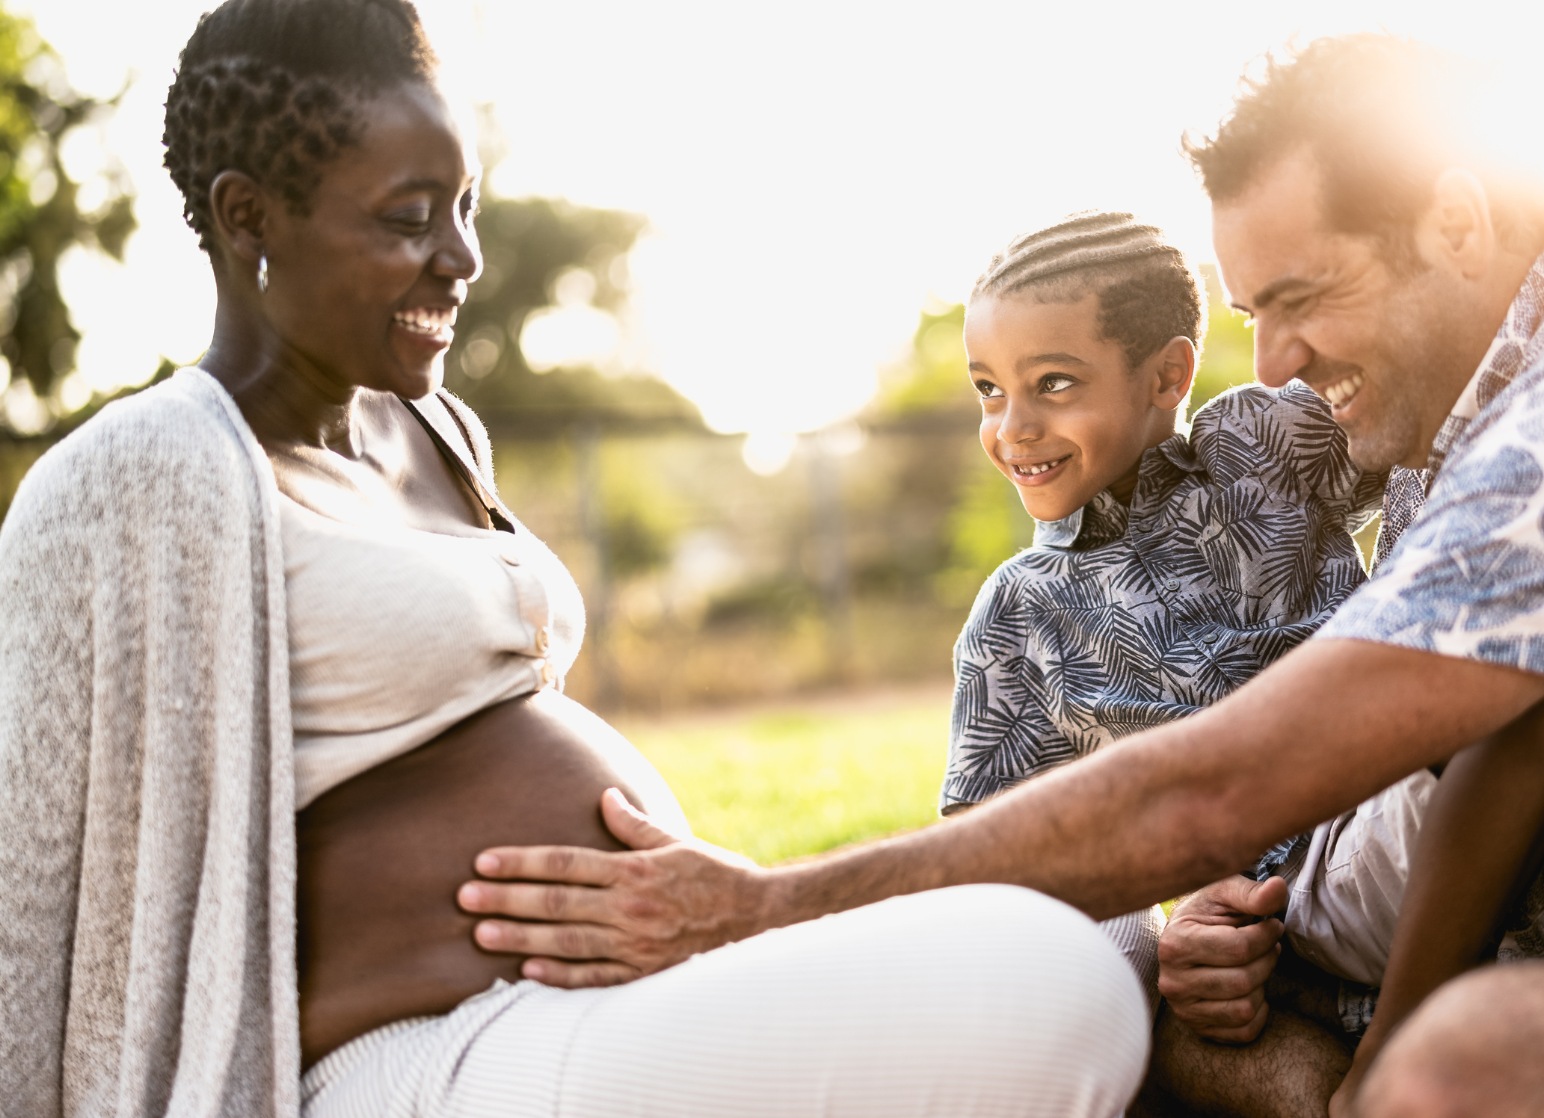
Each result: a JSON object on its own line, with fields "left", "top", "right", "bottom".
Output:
{"left": 0, "top": 0, "right": 1527, "bottom": 859}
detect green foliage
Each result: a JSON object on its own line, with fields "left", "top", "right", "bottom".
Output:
{"left": 444, "top": 196, "right": 702, "bottom": 432}
{"left": 935, "top": 459, "right": 1034, "bottom": 606}
{"left": 619, "top": 691, "right": 951, "bottom": 863}
{"left": 874, "top": 302, "right": 974, "bottom": 416}
{"left": 595, "top": 439, "right": 683, "bottom": 577}
{"left": 0, "top": 10, "right": 134, "bottom": 400}
{"left": 1190, "top": 264, "right": 1254, "bottom": 418}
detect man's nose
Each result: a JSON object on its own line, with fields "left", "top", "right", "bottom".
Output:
{"left": 1252, "top": 319, "right": 1314, "bottom": 389}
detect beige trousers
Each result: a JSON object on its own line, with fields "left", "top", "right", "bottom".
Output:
{"left": 302, "top": 885, "right": 1149, "bottom": 1118}
{"left": 1284, "top": 770, "right": 1438, "bottom": 985}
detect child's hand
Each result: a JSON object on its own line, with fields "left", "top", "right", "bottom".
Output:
{"left": 1157, "top": 874, "right": 1288, "bottom": 1044}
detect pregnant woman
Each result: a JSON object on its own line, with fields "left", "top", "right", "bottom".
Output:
{"left": 0, "top": 2, "right": 1149, "bottom": 1115}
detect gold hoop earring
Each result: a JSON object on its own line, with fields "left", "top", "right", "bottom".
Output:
{"left": 257, "top": 253, "right": 269, "bottom": 294}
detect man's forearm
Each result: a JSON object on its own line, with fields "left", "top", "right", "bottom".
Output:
{"left": 762, "top": 640, "right": 1544, "bottom": 928}
{"left": 461, "top": 639, "right": 1544, "bottom": 987}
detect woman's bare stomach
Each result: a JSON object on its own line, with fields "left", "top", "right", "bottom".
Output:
{"left": 296, "top": 689, "right": 688, "bottom": 1067}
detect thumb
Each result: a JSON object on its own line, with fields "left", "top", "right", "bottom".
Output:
{"left": 1190, "top": 873, "right": 1289, "bottom": 921}
{"left": 1221, "top": 873, "right": 1288, "bottom": 918}
{"left": 601, "top": 787, "right": 680, "bottom": 851}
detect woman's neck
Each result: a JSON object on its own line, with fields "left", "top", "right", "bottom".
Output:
{"left": 201, "top": 298, "right": 362, "bottom": 454}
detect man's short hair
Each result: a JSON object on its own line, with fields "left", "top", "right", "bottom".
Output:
{"left": 1184, "top": 33, "right": 1544, "bottom": 270}
{"left": 972, "top": 211, "right": 1205, "bottom": 372}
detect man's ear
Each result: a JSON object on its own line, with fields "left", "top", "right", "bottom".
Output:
{"left": 208, "top": 170, "right": 270, "bottom": 267}
{"left": 1150, "top": 335, "right": 1197, "bottom": 413}
{"left": 1420, "top": 168, "right": 1496, "bottom": 279}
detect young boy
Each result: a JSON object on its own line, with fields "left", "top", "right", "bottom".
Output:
{"left": 941, "top": 211, "right": 1387, "bottom": 1009}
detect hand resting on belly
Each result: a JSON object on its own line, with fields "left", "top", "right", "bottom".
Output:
{"left": 296, "top": 689, "right": 688, "bottom": 1067}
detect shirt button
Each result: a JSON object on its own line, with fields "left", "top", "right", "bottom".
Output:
{"left": 499, "top": 541, "right": 521, "bottom": 566}
{"left": 1201, "top": 631, "right": 1218, "bottom": 645}
{"left": 1164, "top": 578, "right": 1180, "bottom": 592}
{"left": 539, "top": 660, "right": 556, "bottom": 687}
{"left": 533, "top": 625, "right": 551, "bottom": 655}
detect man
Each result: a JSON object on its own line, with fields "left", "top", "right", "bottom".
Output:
{"left": 457, "top": 34, "right": 1544, "bottom": 1113}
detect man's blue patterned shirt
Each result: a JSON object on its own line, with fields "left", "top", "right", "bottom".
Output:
{"left": 1319, "top": 254, "right": 1544, "bottom": 676}
{"left": 944, "top": 381, "right": 1386, "bottom": 812}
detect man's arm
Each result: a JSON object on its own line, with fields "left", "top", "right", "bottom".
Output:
{"left": 458, "top": 639, "right": 1544, "bottom": 987}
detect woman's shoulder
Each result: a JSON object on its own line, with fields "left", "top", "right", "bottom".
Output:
{"left": 8, "top": 369, "right": 258, "bottom": 528}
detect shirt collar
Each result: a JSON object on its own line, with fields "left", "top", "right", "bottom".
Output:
{"left": 1427, "top": 251, "right": 1544, "bottom": 479}
{"left": 1033, "top": 435, "right": 1202, "bottom": 550}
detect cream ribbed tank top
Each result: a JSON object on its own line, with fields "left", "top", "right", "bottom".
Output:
{"left": 280, "top": 494, "right": 585, "bottom": 809}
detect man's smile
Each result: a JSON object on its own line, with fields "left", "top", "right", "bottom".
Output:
{"left": 1319, "top": 371, "right": 1365, "bottom": 412}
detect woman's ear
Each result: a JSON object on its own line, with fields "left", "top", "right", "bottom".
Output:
{"left": 1151, "top": 336, "right": 1197, "bottom": 413}
{"left": 208, "top": 170, "right": 270, "bottom": 267}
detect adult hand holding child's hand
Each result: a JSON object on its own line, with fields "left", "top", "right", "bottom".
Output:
{"left": 1158, "top": 874, "right": 1289, "bottom": 1044}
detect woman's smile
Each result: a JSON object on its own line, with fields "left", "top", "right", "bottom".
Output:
{"left": 392, "top": 304, "right": 459, "bottom": 351}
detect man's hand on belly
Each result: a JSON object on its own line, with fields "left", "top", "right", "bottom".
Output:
{"left": 1158, "top": 874, "right": 1289, "bottom": 1044}
{"left": 458, "top": 788, "right": 771, "bottom": 987}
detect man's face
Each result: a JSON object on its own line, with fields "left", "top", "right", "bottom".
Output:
{"left": 1213, "top": 149, "right": 1469, "bottom": 472}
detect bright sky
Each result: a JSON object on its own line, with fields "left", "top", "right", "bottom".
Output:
{"left": 24, "top": 0, "right": 1544, "bottom": 443}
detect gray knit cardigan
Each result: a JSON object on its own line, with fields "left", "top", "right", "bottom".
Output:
{"left": 0, "top": 368, "right": 498, "bottom": 1117}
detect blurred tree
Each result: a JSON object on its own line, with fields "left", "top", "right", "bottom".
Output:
{"left": 872, "top": 302, "right": 975, "bottom": 418}
{"left": 443, "top": 196, "right": 704, "bottom": 434}
{"left": 0, "top": 9, "right": 134, "bottom": 404}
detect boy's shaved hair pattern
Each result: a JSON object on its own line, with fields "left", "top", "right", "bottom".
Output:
{"left": 973, "top": 211, "right": 1205, "bottom": 371}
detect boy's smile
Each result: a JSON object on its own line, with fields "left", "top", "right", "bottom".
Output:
{"left": 964, "top": 291, "right": 1194, "bottom": 524}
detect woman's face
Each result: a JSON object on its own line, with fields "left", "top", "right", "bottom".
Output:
{"left": 259, "top": 81, "right": 482, "bottom": 401}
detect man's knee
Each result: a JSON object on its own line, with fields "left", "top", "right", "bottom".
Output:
{"left": 1357, "top": 962, "right": 1544, "bottom": 1118}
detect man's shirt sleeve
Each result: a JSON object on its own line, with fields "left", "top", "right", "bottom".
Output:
{"left": 1318, "top": 365, "right": 1544, "bottom": 674}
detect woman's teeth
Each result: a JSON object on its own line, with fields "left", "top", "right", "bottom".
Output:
{"left": 1014, "top": 456, "right": 1069, "bottom": 477}
{"left": 393, "top": 307, "right": 456, "bottom": 336}
{"left": 1322, "top": 372, "right": 1364, "bottom": 408}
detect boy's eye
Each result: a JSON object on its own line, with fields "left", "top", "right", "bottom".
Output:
{"left": 460, "top": 192, "right": 481, "bottom": 223}
{"left": 1040, "top": 374, "right": 1076, "bottom": 394}
{"left": 974, "top": 380, "right": 1004, "bottom": 399}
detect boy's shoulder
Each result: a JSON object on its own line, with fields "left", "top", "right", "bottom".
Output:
{"left": 962, "top": 534, "right": 1114, "bottom": 623}
{"left": 1187, "top": 380, "right": 1343, "bottom": 488}
{"left": 1190, "top": 379, "right": 1331, "bottom": 436}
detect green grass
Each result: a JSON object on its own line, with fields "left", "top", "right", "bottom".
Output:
{"left": 616, "top": 689, "right": 953, "bottom": 865}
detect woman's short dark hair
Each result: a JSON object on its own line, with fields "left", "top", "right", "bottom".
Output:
{"left": 1184, "top": 34, "right": 1544, "bottom": 272}
{"left": 163, "top": 0, "right": 438, "bottom": 251}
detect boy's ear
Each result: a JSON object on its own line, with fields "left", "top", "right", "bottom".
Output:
{"left": 208, "top": 169, "right": 270, "bottom": 267}
{"left": 1150, "top": 335, "right": 1196, "bottom": 413}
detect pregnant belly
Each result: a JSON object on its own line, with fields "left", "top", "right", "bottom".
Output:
{"left": 296, "top": 689, "right": 688, "bottom": 1067}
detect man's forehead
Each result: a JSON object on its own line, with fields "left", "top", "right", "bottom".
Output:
{"left": 1211, "top": 150, "right": 1336, "bottom": 307}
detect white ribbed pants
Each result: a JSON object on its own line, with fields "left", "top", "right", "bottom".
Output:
{"left": 301, "top": 885, "right": 1149, "bottom": 1118}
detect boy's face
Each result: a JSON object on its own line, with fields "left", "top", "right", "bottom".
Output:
{"left": 964, "top": 291, "right": 1188, "bottom": 523}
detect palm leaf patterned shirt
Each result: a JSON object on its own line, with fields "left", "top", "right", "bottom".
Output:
{"left": 944, "top": 381, "right": 1386, "bottom": 815}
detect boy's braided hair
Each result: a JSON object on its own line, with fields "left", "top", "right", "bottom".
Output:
{"left": 973, "top": 211, "right": 1205, "bottom": 371}
{"left": 163, "top": 0, "right": 438, "bottom": 252}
